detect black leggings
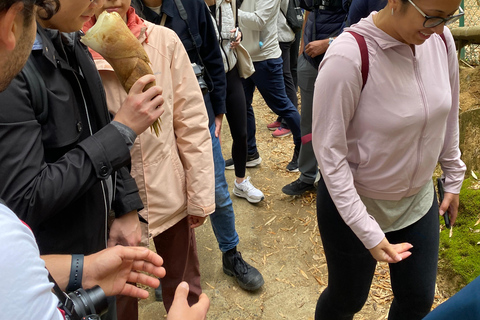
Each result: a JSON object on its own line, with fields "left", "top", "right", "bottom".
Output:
{"left": 225, "top": 65, "right": 248, "bottom": 178}
{"left": 315, "top": 178, "right": 439, "bottom": 320}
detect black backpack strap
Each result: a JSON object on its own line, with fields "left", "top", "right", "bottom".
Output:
{"left": 172, "top": 0, "right": 214, "bottom": 93}
{"left": 21, "top": 56, "right": 48, "bottom": 124}
{"left": 346, "top": 31, "right": 369, "bottom": 90}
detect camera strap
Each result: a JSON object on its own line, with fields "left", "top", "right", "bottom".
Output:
{"left": 171, "top": 0, "right": 214, "bottom": 93}
{"left": 48, "top": 272, "right": 76, "bottom": 318}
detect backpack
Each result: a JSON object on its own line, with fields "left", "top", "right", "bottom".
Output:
{"left": 21, "top": 56, "right": 48, "bottom": 124}
{"left": 281, "top": 0, "right": 304, "bottom": 34}
{"left": 346, "top": 31, "right": 448, "bottom": 90}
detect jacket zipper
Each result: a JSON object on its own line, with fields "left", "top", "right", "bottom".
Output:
{"left": 409, "top": 56, "right": 429, "bottom": 194}
{"left": 72, "top": 71, "right": 110, "bottom": 247}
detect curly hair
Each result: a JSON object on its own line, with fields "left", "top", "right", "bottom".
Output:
{"left": 0, "top": 0, "right": 60, "bottom": 22}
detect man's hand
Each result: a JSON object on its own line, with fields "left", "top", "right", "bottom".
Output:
{"left": 439, "top": 192, "right": 460, "bottom": 225}
{"left": 214, "top": 114, "right": 224, "bottom": 140}
{"left": 368, "top": 237, "right": 413, "bottom": 263}
{"left": 167, "top": 282, "right": 210, "bottom": 320}
{"left": 108, "top": 211, "right": 141, "bottom": 247}
{"left": 113, "top": 74, "right": 165, "bottom": 135}
{"left": 83, "top": 246, "right": 166, "bottom": 298}
{"left": 304, "top": 39, "right": 329, "bottom": 58}
{"left": 188, "top": 215, "right": 206, "bottom": 229}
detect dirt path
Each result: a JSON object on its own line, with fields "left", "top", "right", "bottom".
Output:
{"left": 139, "top": 91, "right": 452, "bottom": 320}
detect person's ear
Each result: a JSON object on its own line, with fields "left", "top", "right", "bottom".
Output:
{"left": 387, "top": 0, "right": 401, "bottom": 14}
{"left": 0, "top": 2, "right": 24, "bottom": 51}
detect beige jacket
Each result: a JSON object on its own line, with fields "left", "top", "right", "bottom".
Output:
{"left": 94, "top": 21, "right": 215, "bottom": 238}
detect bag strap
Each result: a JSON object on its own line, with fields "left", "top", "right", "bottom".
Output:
{"left": 172, "top": 0, "right": 214, "bottom": 92}
{"left": 21, "top": 56, "right": 49, "bottom": 124}
{"left": 346, "top": 31, "right": 368, "bottom": 90}
{"left": 232, "top": 0, "right": 239, "bottom": 28}
{"left": 440, "top": 33, "right": 448, "bottom": 53}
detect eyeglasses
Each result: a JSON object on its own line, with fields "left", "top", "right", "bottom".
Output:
{"left": 407, "top": 0, "right": 464, "bottom": 28}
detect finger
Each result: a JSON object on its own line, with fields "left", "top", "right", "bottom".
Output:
{"left": 439, "top": 196, "right": 452, "bottom": 216}
{"left": 127, "top": 271, "right": 161, "bottom": 289}
{"left": 119, "top": 283, "right": 150, "bottom": 299}
{"left": 130, "top": 75, "right": 156, "bottom": 94}
{"left": 448, "top": 210, "right": 458, "bottom": 226}
{"left": 120, "top": 247, "right": 165, "bottom": 269}
{"left": 172, "top": 282, "right": 190, "bottom": 305}
{"left": 192, "top": 292, "right": 210, "bottom": 317}
{"left": 131, "top": 260, "right": 166, "bottom": 278}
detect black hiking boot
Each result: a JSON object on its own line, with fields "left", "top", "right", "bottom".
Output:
{"left": 282, "top": 178, "right": 316, "bottom": 196}
{"left": 222, "top": 247, "right": 264, "bottom": 291}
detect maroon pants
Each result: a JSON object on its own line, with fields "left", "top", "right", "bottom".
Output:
{"left": 116, "top": 216, "right": 201, "bottom": 319}
{"left": 153, "top": 216, "right": 202, "bottom": 312}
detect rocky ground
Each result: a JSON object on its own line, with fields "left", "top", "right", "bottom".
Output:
{"left": 139, "top": 90, "right": 455, "bottom": 320}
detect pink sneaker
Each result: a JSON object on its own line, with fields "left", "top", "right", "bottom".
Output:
{"left": 267, "top": 120, "right": 282, "bottom": 131}
{"left": 272, "top": 127, "right": 292, "bottom": 138}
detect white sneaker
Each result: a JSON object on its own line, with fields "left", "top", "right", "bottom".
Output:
{"left": 233, "top": 177, "right": 265, "bottom": 203}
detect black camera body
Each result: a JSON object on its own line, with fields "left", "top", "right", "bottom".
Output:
{"left": 60, "top": 286, "right": 108, "bottom": 320}
{"left": 191, "top": 62, "right": 208, "bottom": 95}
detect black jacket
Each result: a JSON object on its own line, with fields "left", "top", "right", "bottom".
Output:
{"left": 132, "top": 0, "right": 226, "bottom": 127}
{"left": 0, "top": 25, "right": 143, "bottom": 255}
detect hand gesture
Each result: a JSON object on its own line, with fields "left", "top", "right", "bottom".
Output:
{"left": 167, "top": 282, "right": 210, "bottom": 320}
{"left": 83, "top": 246, "right": 166, "bottom": 298}
{"left": 368, "top": 237, "right": 413, "bottom": 263}
{"left": 114, "top": 74, "right": 165, "bottom": 135}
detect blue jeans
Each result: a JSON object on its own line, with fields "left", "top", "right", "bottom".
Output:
{"left": 423, "top": 276, "right": 480, "bottom": 320}
{"left": 208, "top": 124, "right": 239, "bottom": 252}
{"left": 243, "top": 57, "right": 301, "bottom": 155}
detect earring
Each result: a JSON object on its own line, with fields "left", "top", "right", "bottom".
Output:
{"left": 391, "top": 8, "right": 394, "bottom": 15}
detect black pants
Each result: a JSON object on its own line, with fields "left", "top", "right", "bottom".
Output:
{"left": 315, "top": 178, "right": 439, "bottom": 320}
{"left": 225, "top": 65, "right": 248, "bottom": 178}
{"left": 277, "top": 41, "right": 298, "bottom": 130}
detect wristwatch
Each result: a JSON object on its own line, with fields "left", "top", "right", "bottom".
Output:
{"left": 328, "top": 37, "right": 334, "bottom": 45}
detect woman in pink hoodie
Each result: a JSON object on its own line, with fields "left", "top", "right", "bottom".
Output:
{"left": 311, "top": 0, "right": 465, "bottom": 318}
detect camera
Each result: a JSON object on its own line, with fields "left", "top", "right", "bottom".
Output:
{"left": 60, "top": 286, "right": 108, "bottom": 320}
{"left": 191, "top": 62, "right": 208, "bottom": 95}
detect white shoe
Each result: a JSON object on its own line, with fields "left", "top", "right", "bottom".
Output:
{"left": 233, "top": 177, "right": 265, "bottom": 203}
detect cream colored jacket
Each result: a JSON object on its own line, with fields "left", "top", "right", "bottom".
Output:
{"left": 94, "top": 21, "right": 215, "bottom": 238}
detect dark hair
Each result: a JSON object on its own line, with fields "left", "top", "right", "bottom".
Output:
{"left": 0, "top": 0, "right": 59, "bottom": 22}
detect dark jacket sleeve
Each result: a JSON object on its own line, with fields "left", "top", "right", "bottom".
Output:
{"left": 112, "top": 167, "right": 144, "bottom": 218}
{"left": 0, "top": 73, "right": 132, "bottom": 227}
{"left": 198, "top": 1, "right": 227, "bottom": 116}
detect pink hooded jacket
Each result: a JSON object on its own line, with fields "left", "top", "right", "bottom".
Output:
{"left": 312, "top": 13, "right": 466, "bottom": 249}
{"left": 84, "top": 12, "right": 215, "bottom": 238}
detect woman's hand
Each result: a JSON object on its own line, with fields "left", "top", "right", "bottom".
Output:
{"left": 368, "top": 237, "right": 413, "bottom": 263}
{"left": 188, "top": 215, "right": 206, "bottom": 229}
{"left": 439, "top": 192, "right": 459, "bottom": 226}
{"left": 230, "top": 28, "right": 241, "bottom": 49}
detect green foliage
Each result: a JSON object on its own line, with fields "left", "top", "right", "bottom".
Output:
{"left": 439, "top": 177, "right": 480, "bottom": 287}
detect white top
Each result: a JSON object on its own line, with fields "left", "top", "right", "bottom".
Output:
{"left": 238, "top": 0, "right": 282, "bottom": 61}
{"left": 0, "top": 204, "right": 63, "bottom": 320}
